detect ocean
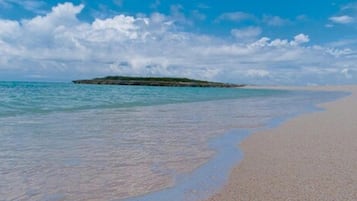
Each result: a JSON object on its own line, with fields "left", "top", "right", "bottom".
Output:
{"left": 0, "top": 82, "right": 346, "bottom": 201}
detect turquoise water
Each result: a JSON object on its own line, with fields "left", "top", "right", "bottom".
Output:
{"left": 0, "top": 82, "right": 346, "bottom": 201}
{"left": 0, "top": 82, "right": 282, "bottom": 117}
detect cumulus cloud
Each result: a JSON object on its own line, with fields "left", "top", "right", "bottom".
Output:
{"left": 329, "top": 15, "right": 354, "bottom": 24}
{"left": 249, "top": 34, "right": 309, "bottom": 47}
{"left": 0, "top": 2, "right": 356, "bottom": 85}
{"left": 292, "top": 33, "right": 310, "bottom": 45}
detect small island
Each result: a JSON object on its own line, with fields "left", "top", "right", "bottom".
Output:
{"left": 73, "top": 76, "right": 245, "bottom": 88}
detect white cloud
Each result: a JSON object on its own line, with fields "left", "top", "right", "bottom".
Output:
{"left": 329, "top": 15, "right": 354, "bottom": 24}
{"left": 231, "top": 27, "right": 261, "bottom": 40}
{"left": 342, "top": 2, "right": 357, "bottom": 11}
{"left": 249, "top": 34, "right": 309, "bottom": 48}
{"left": 0, "top": 0, "right": 46, "bottom": 13}
{"left": 0, "top": 2, "right": 356, "bottom": 85}
{"left": 22, "top": 0, "right": 46, "bottom": 13}
{"left": 292, "top": 33, "right": 310, "bottom": 45}
{"left": 326, "top": 39, "right": 357, "bottom": 48}
{"left": 90, "top": 15, "right": 149, "bottom": 41}
{"left": 217, "top": 13, "right": 293, "bottom": 27}
{"left": 0, "top": 19, "right": 20, "bottom": 37}
{"left": 269, "top": 39, "right": 289, "bottom": 47}
{"left": 263, "top": 15, "right": 290, "bottom": 26}
{"left": 216, "top": 12, "right": 255, "bottom": 22}
{"left": 169, "top": 4, "right": 193, "bottom": 26}
{"left": 24, "top": 2, "right": 83, "bottom": 29}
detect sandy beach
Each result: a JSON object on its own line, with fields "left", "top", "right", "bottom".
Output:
{"left": 206, "top": 86, "right": 357, "bottom": 201}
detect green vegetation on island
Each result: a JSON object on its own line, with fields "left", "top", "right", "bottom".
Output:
{"left": 73, "top": 76, "right": 245, "bottom": 88}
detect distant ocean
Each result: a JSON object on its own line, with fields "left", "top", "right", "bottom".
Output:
{"left": 0, "top": 82, "right": 346, "bottom": 201}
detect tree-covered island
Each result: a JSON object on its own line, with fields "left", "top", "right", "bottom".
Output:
{"left": 73, "top": 76, "right": 245, "bottom": 88}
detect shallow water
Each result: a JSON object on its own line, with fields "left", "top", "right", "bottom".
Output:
{"left": 0, "top": 82, "right": 346, "bottom": 201}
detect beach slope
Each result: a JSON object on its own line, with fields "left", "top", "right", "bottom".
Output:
{"left": 207, "top": 86, "right": 357, "bottom": 201}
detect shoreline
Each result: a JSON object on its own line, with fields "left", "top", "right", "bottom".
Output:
{"left": 124, "top": 86, "right": 348, "bottom": 201}
{"left": 206, "top": 85, "right": 357, "bottom": 201}
{"left": 1, "top": 84, "right": 351, "bottom": 201}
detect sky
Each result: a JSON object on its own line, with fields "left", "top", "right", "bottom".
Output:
{"left": 0, "top": 0, "right": 357, "bottom": 85}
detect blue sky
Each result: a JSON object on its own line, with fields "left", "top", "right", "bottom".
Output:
{"left": 0, "top": 0, "right": 357, "bottom": 85}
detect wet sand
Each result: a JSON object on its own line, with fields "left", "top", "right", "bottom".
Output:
{"left": 206, "top": 86, "right": 357, "bottom": 201}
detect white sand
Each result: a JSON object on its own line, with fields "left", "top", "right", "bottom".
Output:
{"left": 207, "top": 86, "right": 357, "bottom": 201}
